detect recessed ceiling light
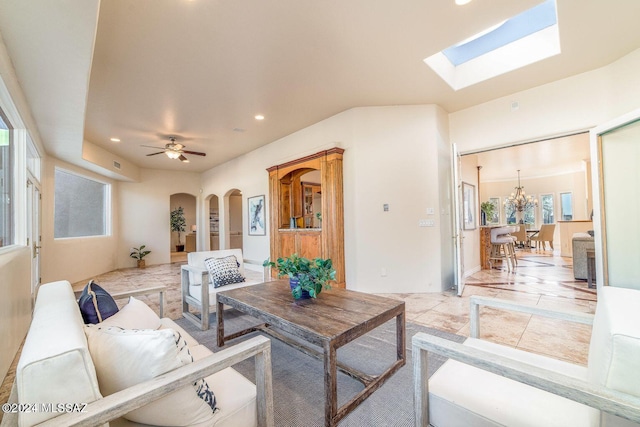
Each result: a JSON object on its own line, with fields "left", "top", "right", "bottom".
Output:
{"left": 455, "top": 0, "right": 472, "bottom": 5}
{"left": 255, "top": 115, "right": 265, "bottom": 121}
{"left": 110, "top": 137, "right": 121, "bottom": 142}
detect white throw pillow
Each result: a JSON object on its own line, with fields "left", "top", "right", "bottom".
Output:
{"left": 84, "top": 326, "right": 216, "bottom": 426}
{"left": 99, "top": 296, "right": 162, "bottom": 330}
{"left": 204, "top": 255, "right": 245, "bottom": 288}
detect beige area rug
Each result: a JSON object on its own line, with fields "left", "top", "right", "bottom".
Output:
{"left": 71, "top": 261, "right": 187, "bottom": 320}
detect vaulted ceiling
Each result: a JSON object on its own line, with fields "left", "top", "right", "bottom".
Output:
{"left": 1, "top": 0, "right": 640, "bottom": 176}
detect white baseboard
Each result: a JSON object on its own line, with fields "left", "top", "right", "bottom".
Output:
{"left": 463, "top": 265, "right": 481, "bottom": 277}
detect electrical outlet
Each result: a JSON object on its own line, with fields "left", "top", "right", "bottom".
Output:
{"left": 381, "top": 268, "right": 387, "bottom": 277}
{"left": 426, "top": 207, "right": 435, "bottom": 215}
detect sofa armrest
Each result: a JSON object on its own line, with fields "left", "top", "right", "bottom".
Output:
{"left": 37, "top": 335, "right": 274, "bottom": 427}
{"left": 111, "top": 285, "right": 167, "bottom": 318}
{"left": 412, "top": 333, "right": 640, "bottom": 426}
{"left": 182, "top": 264, "right": 209, "bottom": 286}
{"left": 243, "top": 258, "right": 270, "bottom": 282}
{"left": 469, "top": 296, "right": 594, "bottom": 338}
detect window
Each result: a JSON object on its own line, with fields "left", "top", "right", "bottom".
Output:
{"left": 541, "top": 194, "right": 554, "bottom": 224}
{"left": 54, "top": 168, "right": 110, "bottom": 238}
{"left": 523, "top": 194, "right": 536, "bottom": 225}
{"left": 0, "top": 110, "right": 13, "bottom": 248}
{"left": 488, "top": 197, "right": 500, "bottom": 224}
{"left": 424, "top": 0, "right": 560, "bottom": 89}
{"left": 505, "top": 201, "right": 516, "bottom": 224}
{"left": 560, "top": 192, "right": 573, "bottom": 221}
{"left": 505, "top": 195, "right": 536, "bottom": 225}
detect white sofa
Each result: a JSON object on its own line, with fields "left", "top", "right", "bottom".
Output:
{"left": 413, "top": 287, "right": 640, "bottom": 427}
{"left": 3, "top": 280, "right": 273, "bottom": 427}
{"left": 181, "top": 249, "right": 266, "bottom": 330}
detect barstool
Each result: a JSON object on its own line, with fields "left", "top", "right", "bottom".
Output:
{"left": 505, "top": 225, "right": 518, "bottom": 268}
{"left": 488, "top": 226, "right": 517, "bottom": 271}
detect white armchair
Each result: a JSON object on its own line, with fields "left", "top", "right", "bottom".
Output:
{"left": 181, "top": 249, "right": 267, "bottom": 330}
{"left": 413, "top": 288, "right": 640, "bottom": 427}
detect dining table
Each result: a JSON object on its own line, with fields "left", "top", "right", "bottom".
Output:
{"left": 525, "top": 228, "right": 540, "bottom": 248}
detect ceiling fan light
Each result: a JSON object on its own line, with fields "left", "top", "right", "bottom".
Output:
{"left": 166, "top": 151, "right": 181, "bottom": 159}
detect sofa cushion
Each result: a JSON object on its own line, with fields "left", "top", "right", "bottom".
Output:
{"left": 190, "top": 345, "right": 259, "bottom": 427}
{"left": 100, "top": 296, "right": 162, "bottom": 330}
{"left": 204, "top": 255, "right": 245, "bottom": 288}
{"left": 588, "top": 287, "right": 640, "bottom": 397}
{"left": 428, "top": 338, "right": 599, "bottom": 427}
{"left": 159, "top": 317, "right": 200, "bottom": 348}
{"left": 85, "top": 326, "right": 216, "bottom": 426}
{"left": 78, "top": 280, "right": 119, "bottom": 324}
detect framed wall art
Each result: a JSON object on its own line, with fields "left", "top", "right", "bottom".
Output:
{"left": 248, "top": 195, "right": 266, "bottom": 236}
{"left": 462, "top": 182, "right": 476, "bottom": 230}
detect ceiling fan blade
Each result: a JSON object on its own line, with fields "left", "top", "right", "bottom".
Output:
{"left": 179, "top": 155, "right": 189, "bottom": 162}
{"left": 141, "top": 144, "right": 165, "bottom": 149}
{"left": 182, "top": 150, "right": 206, "bottom": 156}
{"left": 146, "top": 151, "right": 165, "bottom": 156}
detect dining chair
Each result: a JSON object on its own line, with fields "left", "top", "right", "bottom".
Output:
{"left": 530, "top": 223, "right": 556, "bottom": 250}
{"left": 512, "top": 224, "right": 528, "bottom": 249}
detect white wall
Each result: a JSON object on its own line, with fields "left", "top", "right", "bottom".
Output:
{"left": 450, "top": 48, "right": 640, "bottom": 152}
{"left": 0, "top": 247, "right": 31, "bottom": 388}
{"left": 118, "top": 169, "right": 200, "bottom": 268}
{"left": 201, "top": 105, "right": 452, "bottom": 293}
{"left": 451, "top": 48, "right": 640, "bottom": 273}
{"left": 41, "top": 158, "right": 120, "bottom": 284}
{"left": 0, "top": 30, "right": 45, "bottom": 385}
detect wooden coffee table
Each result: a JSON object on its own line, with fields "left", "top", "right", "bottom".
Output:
{"left": 216, "top": 280, "right": 406, "bottom": 427}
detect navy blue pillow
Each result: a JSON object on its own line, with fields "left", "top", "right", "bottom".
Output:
{"left": 78, "top": 280, "right": 119, "bottom": 324}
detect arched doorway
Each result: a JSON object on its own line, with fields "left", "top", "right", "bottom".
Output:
{"left": 170, "top": 193, "right": 196, "bottom": 262}
{"left": 207, "top": 194, "right": 220, "bottom": 250}
{"left": 225, "top": 189, "right": 243, "bottom": 251}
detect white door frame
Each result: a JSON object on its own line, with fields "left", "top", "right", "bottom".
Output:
{"left": 452, "top": 144, "right": 465, "bottom": 296}
{"left": 590, "top": 107, "right": 640, "bottom": 289}
{"left": 26, "top": 174, "right": 42, "bottom": 303}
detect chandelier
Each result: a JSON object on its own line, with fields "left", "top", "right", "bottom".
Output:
{"left": 504, "top": 170, "right": 538, "bottom": 212}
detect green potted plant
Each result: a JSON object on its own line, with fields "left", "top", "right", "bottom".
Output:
{"left": 480, "top": 201, "right": 495, "bottom": 226}
{"left": 130, "top": 245, "right": 151, "bottom": 268}
{"left": 263, "top": 253, "right": 336, "bottom": 299}
{"left": 170, "top": 206, "right": 186, "bottom": 252}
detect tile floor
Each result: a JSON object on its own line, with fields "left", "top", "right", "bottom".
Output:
{"left": 93, "top": 248, "right": 596, "bottom": 365}
{"left": 391, "top": 249, "right": 596, "bottom": 365}
{"left": 0, "top": 248, "right": 596, "bottom": 411}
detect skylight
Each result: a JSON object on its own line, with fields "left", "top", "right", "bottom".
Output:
{"left": 425, "top": 0, "right": 560, "bottom": 90}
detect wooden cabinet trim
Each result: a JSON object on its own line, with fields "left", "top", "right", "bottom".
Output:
{"left": 267, "top": 149, "right": 345, "bottom": 287}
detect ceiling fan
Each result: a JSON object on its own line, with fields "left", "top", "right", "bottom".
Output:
{"left": 141, "top": 137, "right": 206, "bottom": 163}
